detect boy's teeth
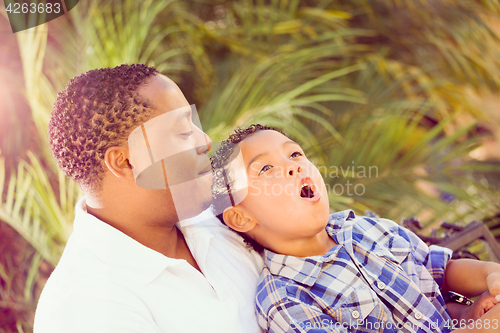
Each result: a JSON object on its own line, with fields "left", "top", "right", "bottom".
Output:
{"left": 300, "top": 183, "right": 315, "bottom": 198}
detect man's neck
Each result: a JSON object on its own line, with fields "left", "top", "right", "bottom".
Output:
{"left": 86, "top": 197, "right": 201, "bottom": 272}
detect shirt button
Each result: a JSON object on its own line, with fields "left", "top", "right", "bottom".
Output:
{"left": 352, "top": 310, "right": 360, "bottom": 319}
{"left": 414, "top": 311, "right": 423, "bottom": 320}
{"left": 377, "top": 282, "right": 386, "bottom": 290}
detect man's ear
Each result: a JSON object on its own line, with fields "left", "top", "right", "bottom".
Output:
{"left": 223, "top": 206, "right": 256, "bottom": 233}
{"left": 104, "top": 146, "right": 135, "bottom": 180}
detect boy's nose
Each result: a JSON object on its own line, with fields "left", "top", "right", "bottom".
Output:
{"left": 287, "top": 165, "right": 302, "bottom": 177}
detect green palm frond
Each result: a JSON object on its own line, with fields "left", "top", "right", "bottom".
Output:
{"left": 321, "top": 110, "right": 499, "bottom": 225}
{"left": 15, "top": 26, "right": 56, "bottom": 162}
{"left": 6, "top": 0, "right": 498, "bottom": 269}
{"left": 0, "top": 153, "right": 80, "bottom": 267}
{"left": 202, "top": 52, "right": 368, "bottom": 163}
{"left": 75, "top": 0, "right": 181, "bottom": 70}
{"left": 334, "top": 0, "right": 500, "bottom": 91}
{"left": 2, "top": 1, "right": 500, "bottom": 331}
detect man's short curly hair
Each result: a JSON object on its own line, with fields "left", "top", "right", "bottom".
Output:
{"left": 48, "top": 64, "right": 159, "bottom": 189}
{"left": 211, "top": 124, "right": 283, "bottom": 254}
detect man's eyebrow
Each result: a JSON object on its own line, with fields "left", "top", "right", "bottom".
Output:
{"left": 175, "top": 107, "right": 192, "bottom": 123}
{"left": 245, "top": 140, "right": 300, "bottom": 172}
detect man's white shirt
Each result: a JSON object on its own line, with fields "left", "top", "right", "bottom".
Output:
{"left": 34, "top": 197, "right": 264, "bottom": 333}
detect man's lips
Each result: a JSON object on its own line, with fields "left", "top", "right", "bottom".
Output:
{"left": 198, "top": 165, "right": 212, "bottom": 176}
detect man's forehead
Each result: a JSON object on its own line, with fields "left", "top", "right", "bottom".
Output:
{"left": 138, "top": 74, "right": 189, "bottom": 113}
{"left": 138, "top": 74, "right": 179, "bottom": 95}
{"left": 143, "top": 105, "right": 192, "bottom": 132}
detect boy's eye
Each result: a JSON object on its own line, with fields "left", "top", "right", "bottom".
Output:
{"left": 258, "top": 165, "right": 272, "bottom": 175}
{"left": 290, "top": 151, "right": 303, "bottom": 158}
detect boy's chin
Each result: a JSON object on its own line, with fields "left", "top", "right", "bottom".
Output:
{"left": 312, "top": 205, "right": 331, "bottom": 226}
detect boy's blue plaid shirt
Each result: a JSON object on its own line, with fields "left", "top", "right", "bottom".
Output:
{"left": 256, "top": 210, "right": 453, "bottom": 333}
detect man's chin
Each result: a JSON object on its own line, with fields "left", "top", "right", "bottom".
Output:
{"left": 176, "top": 199, "right": 212, "bottom": 221}
{"left": 193, "top": 182, "right": 214, "bottom": 216}
{"left": 197, "top": 172, "right": 214, "bottom": 211}
{"left": 169, "top": 180, "right": 214, "bottom": 220}
{"left": 200, "top": 195, "right": 213, "bottom": 212}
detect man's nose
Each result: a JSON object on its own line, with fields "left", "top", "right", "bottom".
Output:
{"left": 195, "top": 128, "right": 213, "bottom": 155}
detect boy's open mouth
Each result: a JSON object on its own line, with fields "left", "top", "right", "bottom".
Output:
{"left": 300, "top": 182, "right": 315, "bottom": 198}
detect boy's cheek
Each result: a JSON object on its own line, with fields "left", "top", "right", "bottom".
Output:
{"left": 304, "top": 163, "right": 324, "bottom": 183}
{"left": 247, "top": 179, "right": 264, "bottom": 196}
{"left": 247, "top": 179, "right": 293, "bottom": 198}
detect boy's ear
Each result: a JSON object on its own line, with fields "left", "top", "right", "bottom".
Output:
{"left": 104, "top": 146, "right": 135, "bottom": 180}
{"left": 223, "top": 206, "right": 256, "bottom": 233}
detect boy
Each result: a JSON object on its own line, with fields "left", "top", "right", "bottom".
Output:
{"left": 212, "top": 124, "right": 500, "bottom": 333}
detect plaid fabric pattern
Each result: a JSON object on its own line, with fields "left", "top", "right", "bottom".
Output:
{"left": 256, "top": 210, "right": 453, "bottom": 333}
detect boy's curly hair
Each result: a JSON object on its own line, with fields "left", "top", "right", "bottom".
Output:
{"left": 211, "top": 124, "right": 283, "bottom": 254}
{"left": 48, "top": 64, "right": 158, "bottom": 190}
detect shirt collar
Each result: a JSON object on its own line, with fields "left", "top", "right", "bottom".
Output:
{"left": 176, "top": 207, "right": 217, "bottom": 269}
{"left": 177, "top": 206, "right": 219, "bottom": 232}
{"left": 326, "top": 209, "right": 356, "bottom": 252}
{"left": 326, "top": 209, "right": 356, "bottom": 232}
{"left": 263, "top": 209, "right": 356, "bottom": 287}
{"left": 73, "top": 197, "right": 181, "bottom": 286}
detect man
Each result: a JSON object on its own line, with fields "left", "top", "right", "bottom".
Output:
{"left": 34, "top": 64, "right": 263, "bottom": 332}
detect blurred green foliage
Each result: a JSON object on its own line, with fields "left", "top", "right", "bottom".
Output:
{"left": 1, "top": 0, "right": 500, "bottom": 331}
